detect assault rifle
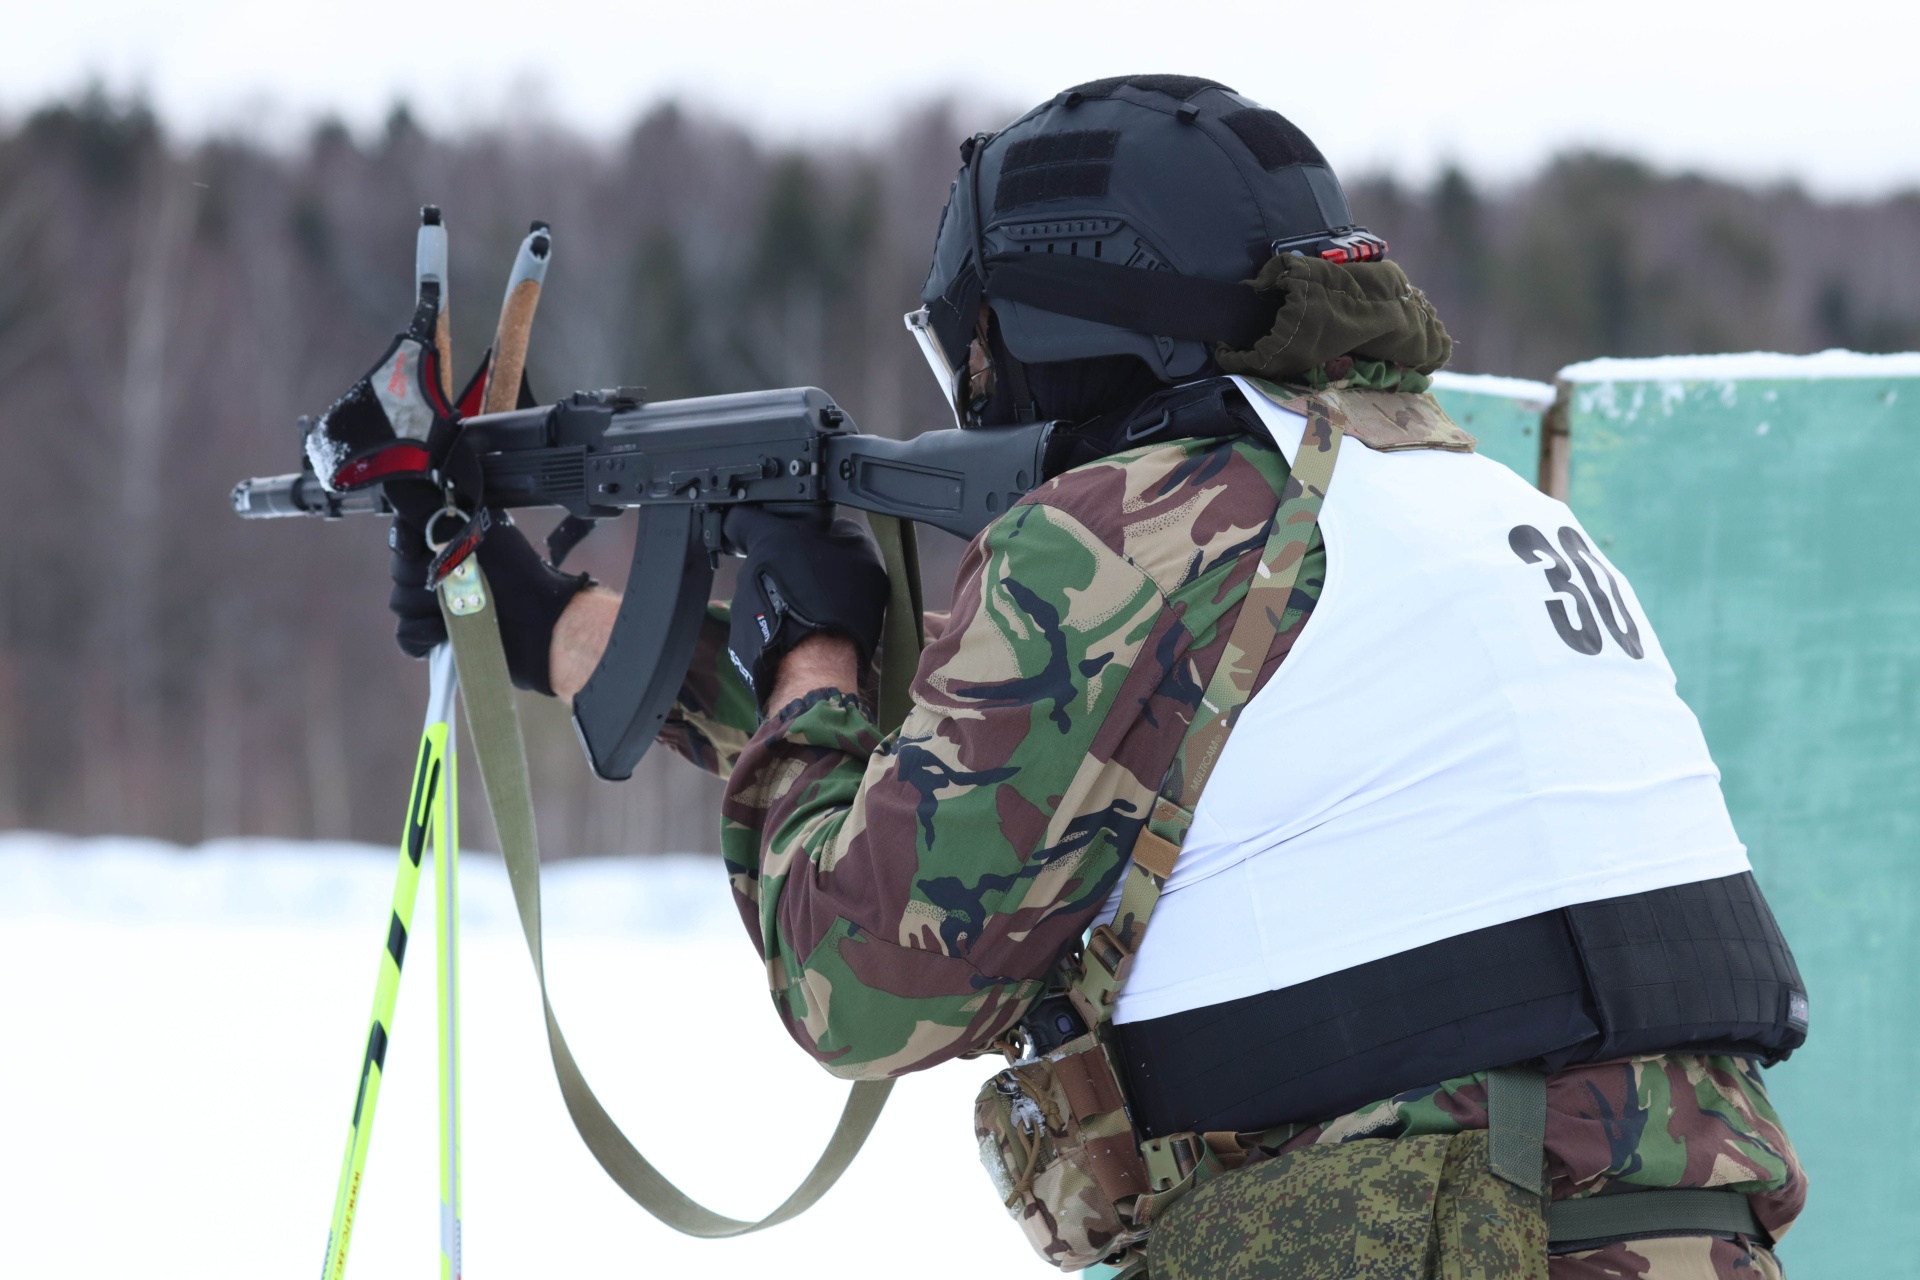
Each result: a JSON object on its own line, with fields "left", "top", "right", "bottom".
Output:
{"left": 234, "top": 387, "right": 1055, "bottom": 780}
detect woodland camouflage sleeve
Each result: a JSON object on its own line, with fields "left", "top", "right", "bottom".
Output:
{"left": 655, "top": 603, "right": 761, "bottom": 778}
{"left": 719, "top": 438, "right": 1315, "bottom": 1079}
{"left": 656, "top": 603, "right": 932, "bottom": 779}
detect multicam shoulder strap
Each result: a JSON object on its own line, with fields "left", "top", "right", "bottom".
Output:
{"left": 1059, "top": 397, "right": 1343, "bottom": 1206}
{"left": 1072, "top": 396, "right": 1344, "bottom": 1020}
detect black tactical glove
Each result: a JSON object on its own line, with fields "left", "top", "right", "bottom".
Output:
{"left": 386, "top": 483, "right": 593, "bottom": 695}
{"left": 306, "top": 297, "right": 456, "bottom": 494}
{"left": 723, "top": 506, "right": 889, "bottom": 706}
{"left": 312, "top": 296, "right": 589, "bottom": 695}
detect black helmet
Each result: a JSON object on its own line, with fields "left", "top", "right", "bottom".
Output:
{"left": 907, "top": 75, "right": 1382, "bottom": 426}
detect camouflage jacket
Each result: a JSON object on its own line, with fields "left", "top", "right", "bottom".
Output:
{"left": 662, "top": 431, "right": 1313, "bottom": 1076}
{"left": 657, "top": 421, "right": 1804, "bottom": 1250}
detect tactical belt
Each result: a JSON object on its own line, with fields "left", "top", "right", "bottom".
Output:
{"left": 436, "top": 512, "right": 925, "bottom": 1236}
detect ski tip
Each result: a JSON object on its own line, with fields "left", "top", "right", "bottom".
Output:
{"left": 421, "top": 204, "right": 444, "bottom": 226}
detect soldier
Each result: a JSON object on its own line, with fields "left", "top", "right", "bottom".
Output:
{"left": 382, "top": 76, "right": 1807, "bottom": 1280}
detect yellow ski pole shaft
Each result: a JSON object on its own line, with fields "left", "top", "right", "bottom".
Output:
{"left": 320, "top": 643, "right": 459, "bottom": 1280}
{"left": 325, "top": 205, "right": 457, "bottom": 1279}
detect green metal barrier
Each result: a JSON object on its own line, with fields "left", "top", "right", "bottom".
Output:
{"left": 1561, "top": 351, "right": 1920, "bottom": 1276}
{"left": 1429, "top": 370, "right": 1553, "bottom": 481}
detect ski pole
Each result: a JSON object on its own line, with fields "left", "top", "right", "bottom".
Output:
{"left": 418, "top": 202, "right": 466, "bottom": 1280}
{"left": 430, "top": 213, "right": 557, "bottom": 1280}
{"left": 320, "top": 642, "right": 459, "bottom": 1280}
{"left": 427, "top": 220, "right": 556, "bottom": 1280}
{"left": 319, "top": 205, "right": 458, "bottom": 1280}
{"left": 418, "top": 205, "right": 454, "bottom": 402}
{"left": 432, "top": 642, "right": 463, "bottom": 1280}
{"left": 481, "top": 222, "right": 552, "bottom": 415}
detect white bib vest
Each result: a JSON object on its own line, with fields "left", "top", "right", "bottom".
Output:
{"left": 1111, "top": 379, "right": 1751, "bottom": 1025}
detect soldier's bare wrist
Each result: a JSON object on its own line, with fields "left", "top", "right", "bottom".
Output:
{"left": 767, "top": 633, "right": 860, "bottom": 713}
{"left": 549, "top": 586, "right": 621, "bottom": 700}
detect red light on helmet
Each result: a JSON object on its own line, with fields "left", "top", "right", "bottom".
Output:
{"left": 1270, "top": 226, "right": 1389, "bottom": 265}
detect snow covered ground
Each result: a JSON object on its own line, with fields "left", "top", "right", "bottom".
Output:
{"left": 0, "top": 834, "right": 1055, "bottom": 1279}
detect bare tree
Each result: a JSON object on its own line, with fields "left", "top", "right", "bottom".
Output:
{"left": 0, "top": 89, "right": 1913, "bottom": 853}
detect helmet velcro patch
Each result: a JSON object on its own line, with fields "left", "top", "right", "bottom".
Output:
{"left": 1221, "top": 109, "right": 1327, "bottom": 171}
{"left": 995, "top": 130, "right": 1120, "bottom": 212}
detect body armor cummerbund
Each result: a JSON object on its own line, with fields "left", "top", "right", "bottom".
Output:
{"left": 1111, "top": 872, "right": 1808, "bottom": 1139}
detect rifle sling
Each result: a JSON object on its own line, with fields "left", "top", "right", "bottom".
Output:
{"left": 867, "top": 513, "right": 924, "bottom": 734}
{"left": 438, "top": 513, "right": 927, "bottom": 1235}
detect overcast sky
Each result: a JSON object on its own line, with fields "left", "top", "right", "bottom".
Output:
{"left": 6, "top": 0, "right": 1914, "bottom": 194}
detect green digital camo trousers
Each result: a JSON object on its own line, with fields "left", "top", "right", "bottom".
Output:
{"left": 1151, "top": 1130, "right": 1784, "bottom": 1280}
{"left": 1147, "top": 1055, "right": 1798, "bottom": 1280}
{"left": 1153, "top": 1131, "right": 1547, "bottom": 1280}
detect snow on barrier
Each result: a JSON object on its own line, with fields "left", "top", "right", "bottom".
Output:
{"left": 1558, "top": 350, "right": 1920, "bottom": 1277}
{"left": 1427, "top": 369, "right": 1554, "bottom": 480}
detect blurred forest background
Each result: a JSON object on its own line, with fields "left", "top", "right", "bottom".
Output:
{"left": 2, "top": 88, "right": 1917, "bottom": 854}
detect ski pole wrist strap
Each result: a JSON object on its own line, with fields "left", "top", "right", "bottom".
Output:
{"left": 1073, "top": 404, "right": 1345, "bottom": 1019}
{"left": 437, "top": 552, "right": 898, "bottom": 1236}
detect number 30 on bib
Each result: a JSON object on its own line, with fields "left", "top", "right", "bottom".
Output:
{"left": 1508, "top": 524, "right": 1645, "bottom": 659}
